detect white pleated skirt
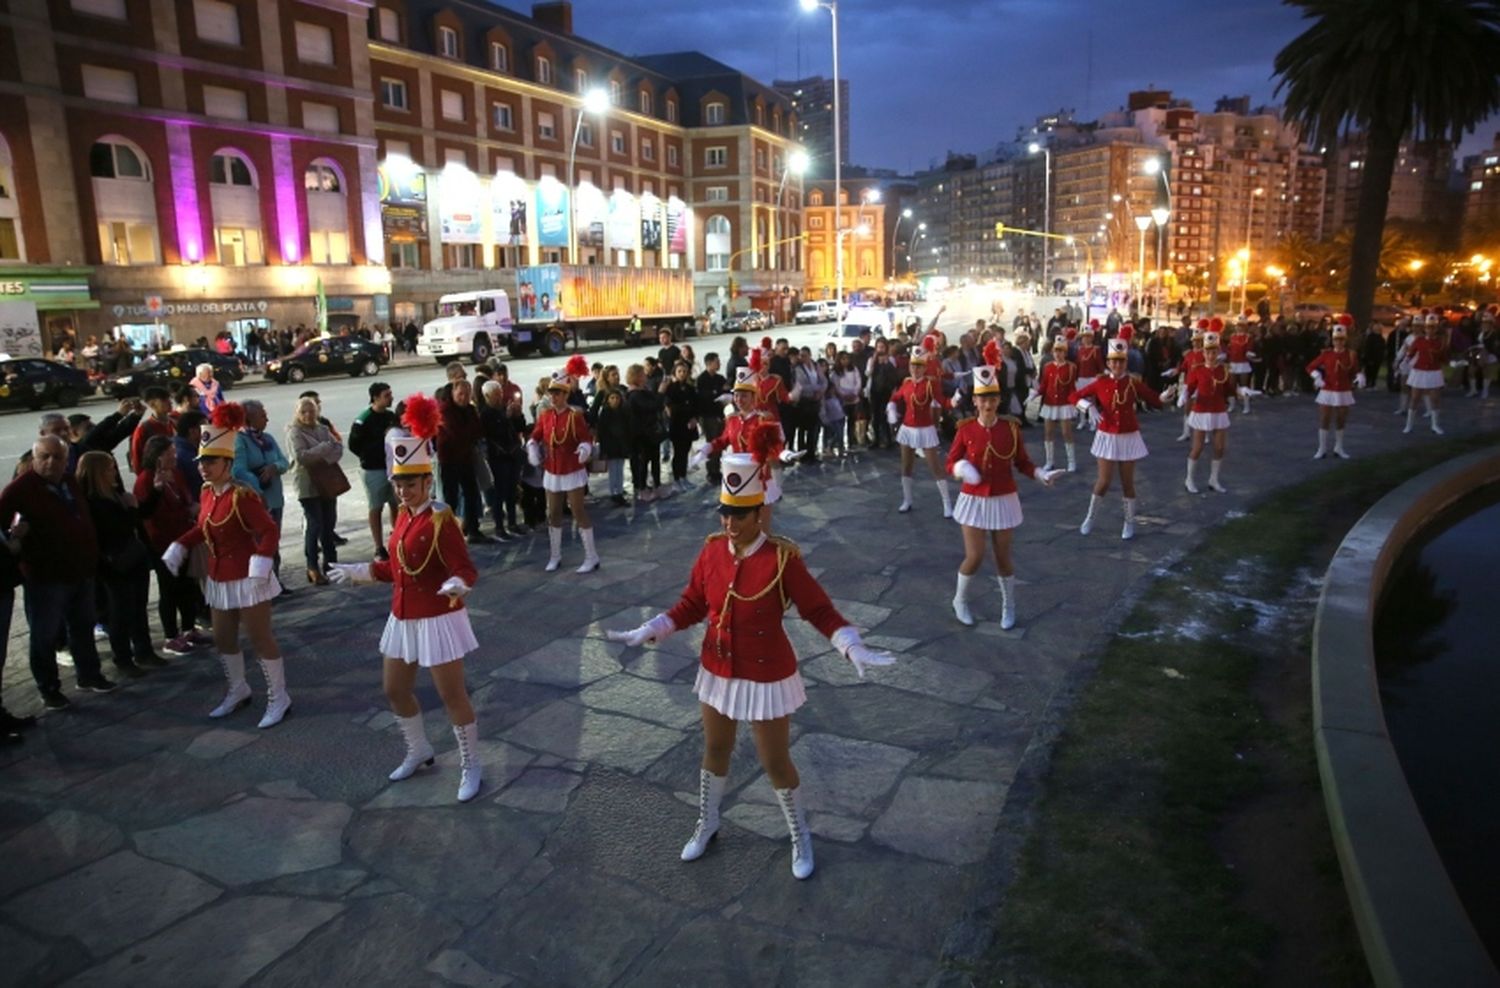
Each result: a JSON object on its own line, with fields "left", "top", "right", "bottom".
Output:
{"left": 1316, "top": 389, "right": 1355, "bottom": 407}
{"left": 1229, "top": 361, "right": 1252, "bottom": 375}
{"left": 695, "top": 666, "right": 805, "bottom": 721}
{"left": 1188, "top": 411, "right": 1231, "bottom": 432}
{"left": 1091, "top": 430, "right": 1149, "bottom": 462}
{"left": 897, "top": 424, "right": 940, "bottom": 449}
{"left": 953, "top": 491, "right": 1022, "bottom": 530}
{"left": 379, "top": 610, "right": 479, "bottom": 667}
{"left": 543, "top": 468, "right": 588, "bottom": 493}
{"left": 1406, "top": 368, "right": 1444, "bottom": 390}
{"left": 1040, "top": 403, "right": 1074, "bottom": 421}
{"left": 203, "top": 575, "right": 278, "bottom": 611}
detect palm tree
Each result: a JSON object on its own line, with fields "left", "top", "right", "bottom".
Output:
{"left": 1274, "top": 0, "right": 1500, "bottom": 329}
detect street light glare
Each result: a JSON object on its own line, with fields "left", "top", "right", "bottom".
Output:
{"left": 902, "top": 208, "right": 912, "bottom": 218}
{"left": 1151, "top": 206, "right": 1171, "bottom": 227}
{"left": 1028, "top": 142, "right": 1042, "bottom": 154}
{"left": 787, "top": 149, "right": 810, "bottom": 175}
{"left": 1143, "top": 158, "right": 1162, "bottom": 175}
{"left": 1134, "top": 215, "right": 1153, "bottom": 232}
{"left": 799, "top": 0, "right": 819, "bottom": 10}
{"left": 582, "top": 88, "right": 610, "bottom": 114}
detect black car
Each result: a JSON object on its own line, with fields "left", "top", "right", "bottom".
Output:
{"left": 106, "top": 347, "right": 245, "bottom": 398}
{"left": 0, "top": 357, "right": 95, "bottom": 409}
{"left": 264, "top": 337, "right": 386, "bottom": 384}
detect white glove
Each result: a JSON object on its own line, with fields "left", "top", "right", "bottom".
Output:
{"left": 1074, "top": 399, "right": 1092, "bottom": 417}
{"left": 526, "top": 440, "right": 543, "bottom": 467}
{"left": 328, "top": 562, "right": 373, "bottom": 585}
{"left": 161, "top": 542, "right": 187, "bottom": 576}
{"left": 830, "top": 626, "right": 895, "bottom": 679}
{"left": 1037, "top": 468, "right": 1062, "bottom": 486}
{"left": 576, "top": 441, "right": 594, "bottom": 463}
{"left": 1311, "top": 371, "right": 1324, "bottom": 390}
{"left": 886, "top": 402, "right": 901, "bottom": 426}
{"left": 1161, "top": 366, "right": 1178, "bottom": 379}
{"left": 438, "top": 576, "right": 471, "bottom": 599}
{"left": 688, "top": 444, "right": 709, "bottom": 469}
{"left": 248, "top": 555, "right": 274, "bottom": 581}
{"left": 1177, "top": 386, "right": 1189, "bottom": 409}
{"left": 779, "top": 449, "right": 805, "bottom": 464}
{"left": 717, "top": 393, "right": 735, "bottom": 405}
{"left": 1355, "top": 372, "right": 1367, "bottom": 389}
{"left": 605, "top": 613, "right": 676, "bottom": 647}
{"left": 953, "top": 459, "right": 981, "bottom": 485}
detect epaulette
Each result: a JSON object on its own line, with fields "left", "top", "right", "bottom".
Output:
{"left": 704, "top": 532, "right": 729, "bottom": 544}
{"left": 955, "top": 416, "right": 976, "bottom": 428}
{"left": 430, "top": 500, "right": 452, "bottom": 516}
{"left": 767, "top": 534, "right": 801, "bottom": 557}
{"left": 998, "top": 414, "right": 1022, "bottom": 425}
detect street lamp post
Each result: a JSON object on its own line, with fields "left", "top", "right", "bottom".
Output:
{"left": 1240, "top": 185, "right": 1263, "bottom": 313}
{"left": 1144, "top": 155, "right": 1172, "bottom": 319}
{"left": 905, "top": 222, "right": 926, "bottom": 275}
{"left": 566, "top": 87, "right": 610, "bottom": 265}
{"left": 891, "top": 207, "right": 912, "bottom": 278}
{"left": 1029, "top": 142, "right": 1051, "bottom": 291}
{"left": 772, "top": 148, "right": 809, "bottom": 273}
{"left": 1134, "top": 214, "right": 1152, "bottom": 314}
{"left": 801, "top": 0, "right": 842, "bottom": 313}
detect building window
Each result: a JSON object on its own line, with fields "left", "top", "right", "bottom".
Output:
{"left": 705, "top": 146, "right": 727, "bottom": 168}
{"left": 666, "top": 101, "right": 678, "bottom": 124}
{"left": 705, "top": 215, "right": 731, "bottom": 270}
{"left": 377, "top": 7, "right": 400, "bottom": 43}
{"left": 809, "top": 215, "right": 823, "bottom": 229}
{"left": 81, "top": 65, "right": 138, "bottom": 105}
{"left": 216, "top": 227, "right": 263, "bottom": 266}
{"left": 90, "top": 140, "right": 148, "bottom": 180}
{"left": 209, "top": 152, "right": 255, "bottom": 187}
{"left": 0, "top": 219, "right": 21, "bottom": 261}
{"left": 639, "top": 91, "right": 653, "bottom": 116}
{"left": 304, "top": 163, "right": 340, "bottom": 193}
{"left": 667, "top": 145, "right": 679, "bottom": 168}
{"left": 202, "top": 85, "right": 249, "bottom": 120}
{"left": 440, "top": 90, "right": 464, "bottom": 122}
{"left": 384, "top": 138, "right": 410, "bottom": 158}
{"left": 706, "top": 186, "right": 728, "bottom": 202}
{"left": 493, "top": 103, "right": 513, "bottom": 132}
{"left": 193, "top": 0, "right": 240, "bottom": 46}
{"left": 380, "top": 78, "right": 408, "bottom": 111}
{"left": 537, "top": 111, "right": 556, "bottom": 141}
{"left": 705, "top": 102, "right": 726, "bottom": 125}
{"left": 389, "top": 242, "right": 420, "bottom": 268}
{"left": 445, "top": 243, "right": 479, "bottom": 269}
{"left": 642, "top": 138, "right": 654, "bottom": 162}
{"left": 490, "top": 42, "right": 508, "bottom": 72}
{"left": 609, "top": 79, "right": 622, "bottom": 105}
{"left": 611, "top": 131, "right": 625, "bottom": 154}
{"left": 755, "top": 104, "right": 764, "bottom": 126}
{"left": 302, "top": 103, "right": 339, "bottom": 133}
{"left": 755, "top": 148, "right": 766, "bottom": 170}
{"left": 295, "top": 21, "right": 335, "bottom": 65}
{"left": 71, "top": 0, "right": 126, "bottom": 19}
{"left": 537, "top": 56, "right": 552, "bottom": 85}
{"left": 100, "top": 221, "right": 159, "bottom": 265}
{"left": 438, "top": 25, "right": 459, "bottom": 59}
{"left": 575, "top": 68, "right": 588, "bottom": 93}
{"left": 578, "top": 122, "right": 593, "bottom": 148}
{"left": 306, "top": 161, "right": 349, "bottom": 265}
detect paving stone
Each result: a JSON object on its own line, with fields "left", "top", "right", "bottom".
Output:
{"left": 505, "top": 701, "right": 682, "bottom": 772}
{"left": 642, "top": 731, "right": 765, "bottom": 798}
{"left": 802, "top": 649, "right": 993, "bottom": 704}
{"left": 489, "top": 637, "right": 623, "bottom": 688}
{"left": 0, "top": 921, "right": 52, "bottom": 988}
{"left": 63, "top": 896, "right": 344, "bottom": 988}
{"left": 62, "top": 753, "right": 257, "bottom": 830}
{"left": 870, "top": 775, "right": 1008, "bottom": 865}
{"left": 256, "top": 779, "right": 320, "bottom": 800}
{"left": 2, "top": 850, "right": 221, "bottom": 956}
{"left": 795, "top": 683, "right": 1009, "bottom": 749}
{"left": 265, "top": 866, "right": 369, "bottom": 899}
{"left": 256, "top": 892, "right": 461, "bottom": 985}
{"left": 494, "top": 767, "right": 582, "bottom": 814}
{"left": 135, "top": 797, "right": 353, "bottom": 886}
{"left": 362, "top": 739, "right": 532, "bottom": 809}
{"left": 458, "top": 868, "right": 681, "bottom": 986}
{"left": 572, "top": 674, "right": 702, "bottom": 730}
{"left": 927, "top": 742, "right": 1027, "bottom": 784}
{"left": 184, "top": 728, "right": 260, "bottom": 760}
{"left": 425, "top": 949, "right": 513, "bottom": 987}
{"left": 0, "top": 809, "right": 124, "bottom": 898}
{"left": 736, "top": 733, "right": 917, "bottom": 819}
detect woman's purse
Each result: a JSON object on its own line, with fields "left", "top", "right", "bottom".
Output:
{"left": 105, "top": 535, "right": 153, "bottom": 576}
{"left": 307, "top": 458, "right": 351, "bottom": 499}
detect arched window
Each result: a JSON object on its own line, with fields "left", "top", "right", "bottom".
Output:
{"left": 90, "top": 137, "right": 158, "bottom": 265}
{"left": 0, "top": 135, "right": 24, "bottom": 261}
{"left": 705, "top": 214, "right": 730, "bottom": 271}
{"left": 305, "top": 159, "right": 349, "bottom": 264}
{"left": 208, "top": 148, "right": 262, "bottom": 265}
{"left": 808, "top": 189, "right": 824, "bottom": 206}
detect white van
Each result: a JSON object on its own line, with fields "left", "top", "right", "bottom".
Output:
{"left": 417, "top": 289, "right": 513, "bottom": 364}
{"left": 795, "top": 300, "right": 836, "bottom": 324}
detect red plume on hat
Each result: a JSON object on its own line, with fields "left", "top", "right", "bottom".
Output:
{"left": 922, "top": 333, "right": 939, "bottom": 355}
{"left": 1243, "top": 307, "right": 1254, "bottom": 318}
{"left": 401, "top": 392, "right": 440, "bottom": 440}
{"left": 1065, "top": 326, "right": 1078, "bottom": 341}
{"left": 759, "top": 336, "right": 773, "bottom": 353}
{"left": 565, "top": 354, "right": 589, "bottom": 379}
{"left": 982, "top": 338, "right": 1002, "bottom": 368}
{"left": 745, "top": 416, "right": 784, "bottom": 467}
{"left": 211, "top": 402, "right": 245, "bottom": 431}
{"left": 1335, "top": 313, "right": 1354, "bottom": 328}
{"left": 748, "top": 349, "right": 764, "bottom": 374}
{"left": 1118, "top": 323, "right": 1135, "bottom": 343}
{"left": 1208, "top": 316, "right": 1224, "bottom": 334}
{"left": 1195, "top": 317, "right": 1210, "bottom": 330}
{"left": 1089, "top": 318, "right": 1101, "bottom": 330}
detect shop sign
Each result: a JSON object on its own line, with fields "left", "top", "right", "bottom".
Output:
{"left": 111, "top": 299, "right": 271, "bottom": 319}
{"left": 0, "top": 300, "right": 42, "bottom": 358}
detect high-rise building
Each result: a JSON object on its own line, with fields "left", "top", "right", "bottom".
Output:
{"left": 773, "top": 75, "right": 849, "bottom": 174}
{"left": 1324, "top": 133, "right": 1456, "bottom": 235}
{"left": 1461, "top": 133, "right": 1500, "bottom": 245}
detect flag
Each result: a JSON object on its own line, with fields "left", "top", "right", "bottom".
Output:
{"left": 315, "top": 276, "right": 328, "bottom": 336}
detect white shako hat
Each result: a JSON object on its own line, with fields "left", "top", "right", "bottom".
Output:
{"left": 719, "top": 451, "right": 765, "bottom": 509}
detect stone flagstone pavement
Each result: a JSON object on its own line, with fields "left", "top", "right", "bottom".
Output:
{"left": 1, "top": 391, "right": 1496, "bottom": 986}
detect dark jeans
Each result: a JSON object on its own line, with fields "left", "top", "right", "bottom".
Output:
{"left": 24, "top": 579, "right": 103, "bottom": 692}
{"left": 441, "top": 460, "right": 482, "bottom": 535}
{"left": 299, "top": 497, "right": 338, "bottom": 570}
{"left": 793, "top": 402, "right": 821, "bottom": 456}
{"left": 101, "top": 569, "right": 154, "bottom": 666}
{"left": 871, "top": 390, "right": 894, "bottom": 446}
{"left": 487, "top": 451, "right": 520, "bottom": 529}
{"left": 669, "top": 426, "right": 694, "bottom": 481}
{"left": 630, "top": 437, "right": 662, "bottom": 492}
{"left": 701, "top": 416, "right": 725, "bottom": 483}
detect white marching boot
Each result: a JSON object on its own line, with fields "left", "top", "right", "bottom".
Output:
{"left": 998, "top": 575, "right": 1017, "bottom": 631}
{"left": 681, "top": 769, "right": 726, "bottom": 862}
{"left": 545, "top": 525, "right": 563, "bottom": 572}
{"left": 1121, "top": 498, "right": 1137, "bottom": 541}
{"left": 1240, "top": 394, "right": 1251, "bottom": 414}
{"left": 1065, "top": 442, "right": 1077, "bottom": 472}
{"left": 1333, "top": 430, "right": 1350, "bottom": 459}
{"left": 898, "top": 476, "right": 914, "bottom": 513}
{"left": 1079, "top": 494, "right": 1100, "bottom": 535}
{"left": 952, "top": 571, "right": 975, "bottom": 627}
{"left": 389, "top": 713, "right": 436, "bottom": 781}
{"left": 453, "top": 721, "right": 482, "bottom": 802}
{"left": 576, "top": 527, "right": 600, "bottom": 574}
{"left": 257, "top": 658, "right": 291, "bottom": 729}
{"left": 1185, "top": 458, "right": 1200, "bottom": 494}
{"left": 1394, "top": 392, "right": 1409, "bottom": 415}
{"left": 936, "top": 479, "right": 953, "bottom": 519}
{"left": 1431, "top": 409, "right": 1444, "bottom": 435}
{"left": 210, "top": 652, "right": 252, "bottom": 718}
{"left": 774, "top": 786, "right": 815, "bottom": 880}
{"left": 1042, "top": 441, "right": 1055, "bottom": 472}
{"left": 1403, "top": 407, "right": 1416, "bottom": 434}
{"left": 1314, "top": 429, "right": 1329, "bottom": 460}
{"left": 1208, "top": 459, "right": 1227, "bottom": 493}
{"left": 1177, "top": 415, "right": 1192, "bottom": 442}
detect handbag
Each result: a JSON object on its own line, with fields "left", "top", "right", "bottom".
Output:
{"left": 307, "top": 458, "right": 351, "bottom": 499}
{"left": 105, "top": 536, "right": 152, "bottom": 575}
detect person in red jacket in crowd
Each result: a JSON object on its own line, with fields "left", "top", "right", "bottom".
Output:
{"left": 162, "top": 403, "right": 292, "bottom": 728}
{"left": 1073, "top": 321, "right": 1106, "bottom": 431}
{"left": 1180, "top": 332, "right": 1238, "bottom": 494}
{"left": 692, "top": 367, "right": 802, "bottom": 529}
{"left": 1307, "top": 315, "right": 1365, "bottom": 459}
{"left": 1037, "top": 335, "right": 1079, "bottom": 472}
{"left": 527, "top": 354, "right": 600, "bottom": 573}
{"left": 129, "top": 386, "right": 176, "bottom": 474}
{"left": 330, "top": 394, "right": 483, "bottom": 803}
{"left": 436, "top": 377, "right": 490, "bottom": 544}
{"left": 947, "top": 355, "right": 1058, "bottom": 630}
{"left": 606, "top": 442, "right": 895, "bottom": 881}
{"left": 750, "top": 338, "right": 791, "bottom": 433}
{"left": 134, "top": 434, "right": 204, "bottom": 656}
{"left": 1402, "top": 312, "right": 1450, "bottom": 435}
{"left": 1172, "top": 320, "right": 1212, "bottom": 441}
{"left": 1069, "top": 336, "right": 1164, "bottom": 540}
{"left": 1227, "top": 311, "right": 1257, "bottom": 413}
{"left": 888, "top": 334, "right": 953, "bottom": 516}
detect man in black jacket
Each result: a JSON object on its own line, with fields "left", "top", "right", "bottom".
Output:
{"left": 347, "top": 382, "right": 399, "bottom": 559}
{"left": 695, "top": 352, "right": 728, "bottom": 484}
{"left": 40, "top": 399, "right": 141, "bottom": 473}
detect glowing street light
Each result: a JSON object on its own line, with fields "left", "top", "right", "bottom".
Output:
{"left": 566, "top": 87, "right": 611, "bottom": 263}
{"left": 1134, "top": 214, "right": 1152, "bottom": 307}
{"left": 891, "top": 208, "right": 914, "bottom": 276}
{"left": 772, "top": 148, "right": 809, "bottom": 271}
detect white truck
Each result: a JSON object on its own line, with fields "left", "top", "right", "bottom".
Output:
{"left": 416, "top": 289, "right": 523, "bottom": 365}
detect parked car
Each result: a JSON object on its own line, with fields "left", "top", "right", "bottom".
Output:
{"left": 1292, "top": 302, "right": 1336, "bottom": 323}
{"left": 794, "top": 300, "right": 837, "bottom": 324}
{"left": 106, "top": 347, "right": 244, "bottom": 398}
{"left": 264, "top": 336, "right": 386, "bottom": 384}
{"left": 722, "top": 309, "right": 770, "bottom": 334}
{"left": 1368, "top": 303, "right": 1406, "bottom": 325}
{"left": 0, "top": 357, "right": 96, "bottom": 409}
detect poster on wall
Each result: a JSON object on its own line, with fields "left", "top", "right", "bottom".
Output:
{"left": 379, "top": 156, "right": 428, "bottom": 243}
{"left": 575, "top": 183, "right": 606, "bottom": 249}
{"left": 535, "top": 178, "right": 570, "bottom": 248}
{"left": 0, "top": 301, "right": 41, "bottom": 358}
{"left": 606, "top": 190, "right": 640, "bottom": 253}
{"left": 439, "top": 168, "right": 483, "bottom": 244}
{"left": 491, "top": 171, "right": 529, "bottom": 248}
{"left": 666, "top": 196, "right": 689, "bottom": 255}
{"left": 515, "top": 265, "right": 563, "bottom": 322}
{"left": 640, "top": 192, "right": 662, "bottom": 251}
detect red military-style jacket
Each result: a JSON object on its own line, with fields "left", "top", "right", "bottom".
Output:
{"left": 892, "top": 375, "right": 948, "bottom": 428}
{"left": 174, "top": 483, "right": 279, "bottom": 582}
{"left": 665, "top": 533, "right": 848, "bottom": 683}
{"left": 707, "top": 410, "right": 773, "bottom": 457}
{"left": 1185, "top": 363, "right": 1237, "bottom": 414}
{"left": 371, "top": 501, "right": 478, "bottom": 619}
{"left": 531, "top": 406, "right": 593, "bottom": 476}
{"left": 1227, "top": 332, "right": 1254, "bottom": 364}
{"left": 946, "top": 416, "right": 1038, "bottom": 496}
{"left": 1307, "top": 348, "right": 1359, "bottom": 391}
{"left": 754, "top": 376, "right": 789, "bottom": 421}
{"left": 1075, "top": 343, "right": 1105, "bottom": 379}
{"left": 1175, "top": 347, "right": 1207, "bottom": 379}
{"left": 1069, "top": 373, "right": 1164, "bottom": 434}
{"left": 1039, "top": 360, "right": 1078, "bottom": 406}
{"left": 1408, "top": 335, "right": 1448, "bottom": 372}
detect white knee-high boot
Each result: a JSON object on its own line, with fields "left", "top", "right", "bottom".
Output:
{"left": 1403, "top": 406, "right": 1416, "bottom": 433}
{"left": 576, "top": 527, "right": 600, "bottom": 574}
{"left": 1065, "top": 442, "right": 1077, "bottom": 472}
{"left": 1121, "top": 498, "right": 1137, "bottom": 540}
{"left": 1185, "top": 457, "right": 1199, "bottom": 493}
{"left": 1431, "top": 409, "right": 1444, "bottom": 435}
{"left": 1208, "top": 459, "right": 1226, "bottom": 493}
{"left": 774, "top": 786, "right": 815, "bottom": 880}
{"left": 257, "top": 658, "right": 291, "bottom": 729}
{"left": 898, "top": 476, "right": 914, "bottom": 513}
{"left": 453, "top": 721, "right": 482, "bottom": 802}
{"left": 998, "top": 575, "right": 1016, "bottom": 630}
{"left": 1314, "top": 429, "right": 1329, "bottom": 459}
{"left": 1042, "top": 440, "right": 1055, "bottom": 471}
{"left": 1080, "top": 493, "right": 1100, "bottom": 535}
{"left": 936, "top": 479, "right": 952, "bottom": 518}
{"left": 682, "top": 769, "right": 726, "bottom": 861}
{"left": 389, "top": 712, "right": 436, "bottom": 781}
{"left": 952, "top": 571, "right": 975, "bottom": 627}
{"left": 546, "top": 525, "right": 563, "bottom": 571}
{"left": 210, "top": 652, "right": 251, "bottom": 718}
{"left": 1333, "top": 429, "right": 1349, "bottom": 458}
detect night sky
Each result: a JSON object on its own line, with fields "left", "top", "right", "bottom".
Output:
{"left": 551, "top": 0, "right": 1495, "bottom": 172}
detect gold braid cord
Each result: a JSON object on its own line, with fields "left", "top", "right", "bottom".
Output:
{"left": 713, "top": 540, "right": 796, "bottom": 632}
{"left": 396, "top": 508, "right": 449, "bottom": 577}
